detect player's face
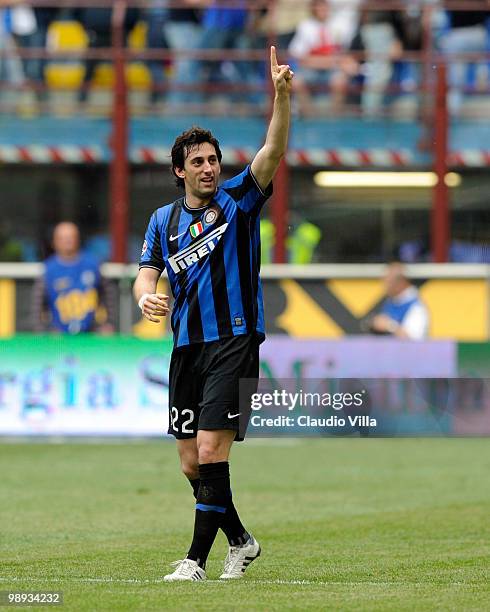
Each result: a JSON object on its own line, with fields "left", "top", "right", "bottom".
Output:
{"left": 311, "top": 0, "right": 328, "bottom": 21}
{"left": 384, "top": 266, "right": 405, "bottom": 297}
{"left": 53, "top": 222, "right": 80, "bottom": 259}
{"left": 181, "top": 142, "right": 221, "bottom": 200}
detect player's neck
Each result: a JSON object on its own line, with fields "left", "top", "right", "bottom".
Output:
{"left": 57, "top": 252, "right": 79, "bottom": 263}
{"left": 184, "top": 193, "right": 214, "bottom": 210}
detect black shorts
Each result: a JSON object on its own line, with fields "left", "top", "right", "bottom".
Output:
{"left": 168, "top": 333, "right": 260, "bottom": 441}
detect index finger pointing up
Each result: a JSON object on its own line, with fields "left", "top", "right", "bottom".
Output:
{"left": 270, "top": 45, "right": 278, "bottom": 68}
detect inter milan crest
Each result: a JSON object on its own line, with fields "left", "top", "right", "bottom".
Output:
{"left": 204, "top": 208, "right": 218, "bottom": 226}
{"left": 189, "top": 221, "right": 204, "bottom": 238}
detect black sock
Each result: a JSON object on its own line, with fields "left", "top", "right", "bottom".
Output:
{"left": 188, "top": 476, "right": 249, "bottom": 546}
{"left": 221, "top": 493, "right": 250, "bottom": 546}
{"left": 187, "top": 462, "right": 229, "bottom": 568}
{"left": 189, "top": 477, "right": 200, "bottom": 499}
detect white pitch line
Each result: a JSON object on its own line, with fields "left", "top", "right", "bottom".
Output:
{"left": 0, "top": 577, "right": 476, "bottom": 587}
{"left": 2, "top": 577, "right": 317, "bottom": 586}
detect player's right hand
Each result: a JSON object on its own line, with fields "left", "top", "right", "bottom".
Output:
{"left": 141, "top": 293, "right": 170, "bottom": 323}
{"left": 270, "top": 45, "right": 293, "bottom": 95}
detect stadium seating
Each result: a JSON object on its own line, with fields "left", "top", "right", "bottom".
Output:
{"left": 91, "top": 21, "right": 152, "bottom": 91}
{"left": 44, "top": 21, "right": 88, "bottom": 90}
{"left": 43, "top": 19, "right": 151, "bottom": 115}
{"left": 91, "top": 63, "right": 152, "bottom": 91}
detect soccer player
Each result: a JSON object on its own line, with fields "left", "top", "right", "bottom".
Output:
{"left": 31, "top": 222, "right": 115, "bottom": 334}
{"left": 133, "top": 46, "right": 293, "bottom": 581}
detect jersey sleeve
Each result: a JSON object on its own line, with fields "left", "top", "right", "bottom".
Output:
{"left": 139, "top": 212, "right": 164, "bottom": 272}
{"left": 221, "top": 165, "right": 273, "bottom": 214}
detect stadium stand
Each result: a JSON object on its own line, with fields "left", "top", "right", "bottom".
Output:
{"left": 45, "top": 20, "right": 88, "bottom": 90}
{"left": 0, "top": 0, "right": 488, "bottom": 269}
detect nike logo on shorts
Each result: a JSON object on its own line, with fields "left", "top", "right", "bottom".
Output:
{"left": 169, "top": 231, "right": 186, "bottom": 241}
{"left": 227, "top": 412, "right": 241, "bottom": 419}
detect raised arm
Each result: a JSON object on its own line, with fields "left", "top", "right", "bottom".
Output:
{"left": 251, "top": 46, "right": 293, "bottom": 191}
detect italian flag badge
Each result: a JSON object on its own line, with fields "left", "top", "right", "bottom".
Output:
{"left": 190, "top": 221, "right": 204, "bottom": 238}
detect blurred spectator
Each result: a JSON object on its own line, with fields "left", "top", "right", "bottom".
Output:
{"left": 366, "top": 262, "right": 429, "bottom": 339}
{"left": 398, "top": 238, "right": 429, "bottom": 263}
{"left": 393, "top": 2, "right": 424, "bottom": 93}
{"left": 440, "top": 8, "right": 490, "bottom": 114}
{"left": 398, "top": 238, "right": 490, "bottom": 263}
{"left": 144, "top": 1, "right": 170, "bottom": 103}
{"left": 164, "top": 2, "right": 203, "bottom": 105}
{"left": 260, "top": 218, "right": 322, "bottom": 264}
{"left": 0, "top": 6, "right": 25, "bottom": 91}
{"left": 260, "top": 219, "right": 275, "bottom": 264}
{"left": 328, "top": 0, "right": 361, "bottom": 50}
{"left": 287, "top": 220, "right": 322, "bottom": 264}
{"left": 256, "top": 0, "right": 309, "bottom": 52}
{"left": 197, "top": 1, "right": 253, "bottom": 103}
{"left": 450, "top": 241, "right": 490, "bottom": 263}
{"left": 76, "top": 7, "right": 140, "bottom": 102}
{"left": 349, "top": 7, "right": 404, "bottom": 116}
{"left": 13, "top": 6, "right": 58, "bottom": 84}
{"left": 288, "top": 0, "right": 357, "bottom": 114}
{"left": 31, "top": 222, "right": 115, "bottom": 334}
{"left": 251, "top": 0, "right": 309, "bottom": 104}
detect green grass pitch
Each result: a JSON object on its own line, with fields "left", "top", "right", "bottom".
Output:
{"left": 1, "top": 439, "right": 489, "bottom": 611}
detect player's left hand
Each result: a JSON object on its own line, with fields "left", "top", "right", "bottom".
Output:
{"left": 370, "top": 314, "right": 398, "bottom": 334}
{"left": 270, "top": 45, "right": 294, "bottom": 95}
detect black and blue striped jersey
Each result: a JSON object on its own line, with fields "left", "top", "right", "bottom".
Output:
{"left": 139, "top": 165, "right": 272, "bottom": 348}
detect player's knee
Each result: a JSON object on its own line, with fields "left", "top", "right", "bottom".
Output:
{"left": 197, "top": 443, "right": 222, "bottom": 465}
{"left": 180, "top": 460, "right": 199, "bottom": 480}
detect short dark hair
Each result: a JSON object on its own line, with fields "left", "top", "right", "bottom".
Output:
{"left": 171, "top": 126, "right": 222, "bottom": 189}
